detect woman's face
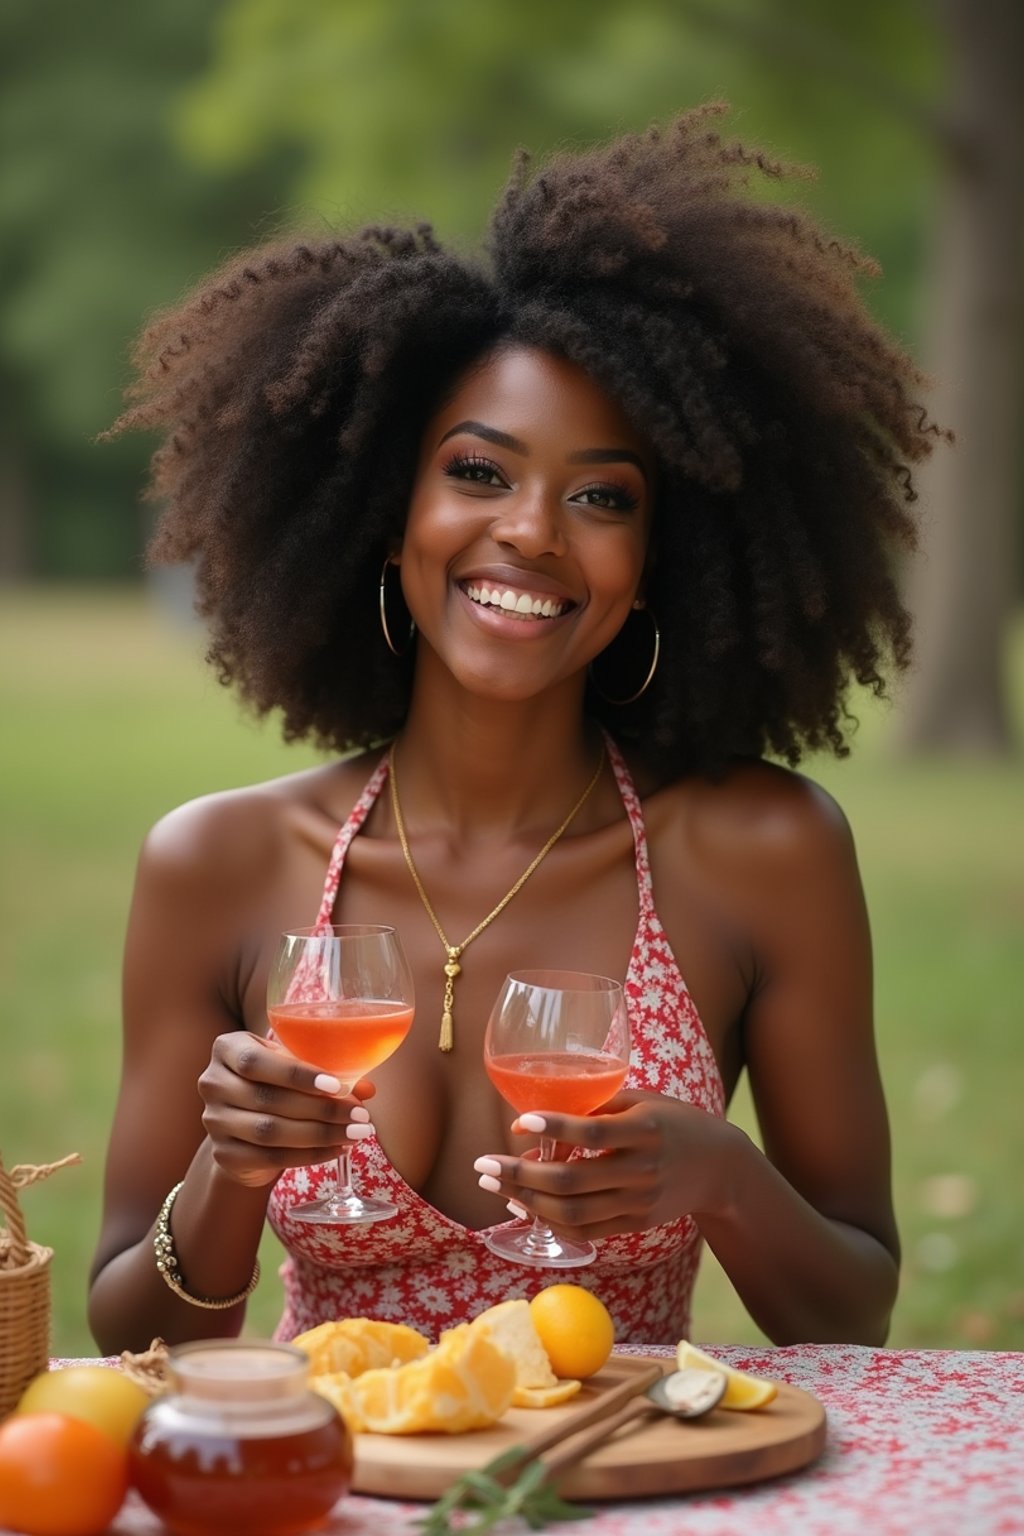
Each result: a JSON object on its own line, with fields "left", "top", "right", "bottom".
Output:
{"left": 398, "top": 345, "right": 655, "bottom": 704}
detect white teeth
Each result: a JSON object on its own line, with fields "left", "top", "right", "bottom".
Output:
{"left": 465, "top": 583, "right": 567, "bottom": 619}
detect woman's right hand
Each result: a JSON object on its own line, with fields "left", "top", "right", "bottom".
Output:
{"left": 198, "top": 1033, "right": 376, "bottom": 1188}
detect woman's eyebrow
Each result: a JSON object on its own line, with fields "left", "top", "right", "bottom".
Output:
{"left": 437, "top": 421, "right": 528, "bottom": 454}
{"left": 568, "top": 447, "right": 648, "bottom": 480}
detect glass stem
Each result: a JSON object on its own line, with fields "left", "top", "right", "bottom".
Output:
{"left": 527, "top": 1134, "right": 558, "bottom": 1243}
{"left": 334, "top": 1149, "right": 356, "bottom": 1200}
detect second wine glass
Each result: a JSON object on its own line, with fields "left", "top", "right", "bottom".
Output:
{"left": 482, "top": 969, "right": 630, "bottom": 1268}
{"left": 266, "top": 924, "right": 414, "bottom": 1224}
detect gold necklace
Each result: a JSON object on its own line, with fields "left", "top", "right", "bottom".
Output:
{"left": 388, "top": 743, "right": 606, "bottom": 1051}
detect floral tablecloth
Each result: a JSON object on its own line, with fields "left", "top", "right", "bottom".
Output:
{"left": 38, "top": 1343, "right": 1024, "bottom": 1536}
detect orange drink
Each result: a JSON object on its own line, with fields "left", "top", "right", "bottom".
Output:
{"left": 485, "top": 1050, "right": 627, "bottom": 1116}
{"left": 268, "top": 1000, "right": 414, "bottom": 1086}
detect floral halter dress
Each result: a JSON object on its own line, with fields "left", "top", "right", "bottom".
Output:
{"left": 266, "top": 736, "right": 725, "bottom": 1346}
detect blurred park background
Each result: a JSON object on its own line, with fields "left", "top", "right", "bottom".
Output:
{"left": 1, "top": 0, "right": 1021, "bottom": 1357}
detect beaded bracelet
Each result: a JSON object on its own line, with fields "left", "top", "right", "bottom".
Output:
{"left": 153, "top": 1180, "right": 261, "bottom": 1310}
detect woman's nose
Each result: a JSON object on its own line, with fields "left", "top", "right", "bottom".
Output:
{"left": 489, "top": 487, "right": 567, "bottom": 558}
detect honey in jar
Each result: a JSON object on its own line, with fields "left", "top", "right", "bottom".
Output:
{"left": 129, "top": 1339, "right": 353, "bottom": 1536}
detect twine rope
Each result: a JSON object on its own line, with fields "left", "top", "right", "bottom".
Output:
{"left": 0, "top": 1153, "right": 81, "bottom": 1268}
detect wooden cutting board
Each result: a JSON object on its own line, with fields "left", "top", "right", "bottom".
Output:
{"left": 351, "top": 1354, "right": 827, "bottom": 1501}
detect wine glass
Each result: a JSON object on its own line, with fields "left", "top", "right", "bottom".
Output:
{"left": 482, "top": 969, "right": 630, "bottom": 1268}
{"left": 266, "top": 925, "right": 415, "bottom": 1224}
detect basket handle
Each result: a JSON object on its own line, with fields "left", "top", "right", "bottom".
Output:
{"left": 0, "top": 1152, "right": 81, "bottom": 1267}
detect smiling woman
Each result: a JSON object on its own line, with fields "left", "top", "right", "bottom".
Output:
{"left": 89, "top": 103, "right": 941, "bottom": 1358}
{"left": 396, "top": 348, "right": 652, "bottom": 708}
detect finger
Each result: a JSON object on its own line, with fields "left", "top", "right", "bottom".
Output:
{"left": 510, "top": 1108, "right": 656, "bottom": 1153}
{"left": 222, "top": 1036, "right": 349, "bottom": 1099}
{"left": 209, "top": 1135, "right": 351, "bottom": 1184}
{"left": 204, "top": 1102, "right": 376, "bottom": 1155}
{"left": 474, "top": 1149, "right": 654, "bottom": 1202}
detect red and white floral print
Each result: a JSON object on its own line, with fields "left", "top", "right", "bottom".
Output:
{"left": 265, "top": 735, "right": 725, "bottom": 1346}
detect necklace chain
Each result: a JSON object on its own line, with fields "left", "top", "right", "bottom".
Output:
{"left": 388, "top": 744, "right": 606, "bottom": 1051}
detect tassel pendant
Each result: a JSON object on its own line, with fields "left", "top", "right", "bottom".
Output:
{"left": 439, "top": 950, "right": 461, "bottom": 1052}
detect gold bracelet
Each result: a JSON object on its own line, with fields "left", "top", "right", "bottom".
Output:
{"left": 153, "top": 1180, "right": 260, "bottom": 1310}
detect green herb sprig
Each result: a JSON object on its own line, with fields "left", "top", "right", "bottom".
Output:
{"left": 415, "top": 1445, "right": 593, "bottom": 1534}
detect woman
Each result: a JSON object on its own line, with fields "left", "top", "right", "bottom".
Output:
{"left": 89, "top": 105, "right": 936, "bottom": 1355}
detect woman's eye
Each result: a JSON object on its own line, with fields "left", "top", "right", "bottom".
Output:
{"left": 442, "top": 452, "right": 506, "bottom": 487}
{"left": 572, "top": 483, "right": 640, "bottom": 513}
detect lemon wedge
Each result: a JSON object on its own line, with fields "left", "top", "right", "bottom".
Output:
{"left": 674, "top": 1341, "right": 778, "bottom": 1410}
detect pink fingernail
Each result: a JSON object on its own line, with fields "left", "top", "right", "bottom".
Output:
{"left": 349, "top": 1107, "right": 371, "bottom": 1124}
{"left": 506, "top": 1201, "right": 528, "bottom": 1219}
{"left": 346, "top": 1123, "right": 375, "bottom": 1141}
{"left": 314, "top": 1073, "right": 342, "bottom": 1095}
{"left": 478, "top": 1174, "right": 502, "bottom": 1194}
{"left": 516, "top": 1113, "right": 547, "bottom": 1133}
{"left": 473, "top": 1157, "right": 502, "bottom": 1177}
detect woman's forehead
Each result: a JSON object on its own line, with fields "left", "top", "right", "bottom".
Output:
{"left": 423, "top": 344, "right": 653, "bottom": 461}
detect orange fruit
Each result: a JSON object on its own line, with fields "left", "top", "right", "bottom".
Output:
{"left": 17, "top": 1365, "right": 149, "bottom": 1449}
{"left": 0, "top": 1412, "right": 129, "bottom": 1536}
{"left": 529, "top": 1285, "right": 615, "bottom": 1379}
{"left": 675, "top": 1341, "right": 778, "bottom": 1409}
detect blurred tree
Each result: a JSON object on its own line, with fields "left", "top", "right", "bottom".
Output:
{"left": 0, "top": 0, "right": 295, "bottom": 578}
{"left": 896, "top": 0, "right": 1023, "bottom": 754}
{"left": 180, "top": 0, "right": 1018, "bottom": 751}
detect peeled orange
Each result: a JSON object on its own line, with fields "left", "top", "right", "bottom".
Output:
{"left": 315, "top": 1323, "right": 516, "bottom": 1434}
{"left": 293, "top": 1318, "right": 430, "bottom": 1378}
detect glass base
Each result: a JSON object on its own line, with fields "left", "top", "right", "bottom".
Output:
{"left": 483, "top": 1220, "right": 596, "bottom": 1269}
{"left": 289, "top": 1191, "right": 398, "bottom": 1225}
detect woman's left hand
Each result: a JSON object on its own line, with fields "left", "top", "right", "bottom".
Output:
{"left": 473, "top": 1090, "right": 740, "bottom": 1240}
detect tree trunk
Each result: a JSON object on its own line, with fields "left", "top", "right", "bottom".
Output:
{"left": 897, "top": 0, "right": 1024, "bottom": 754}
{"left": 0, "top": 442, "right": 33, "bottom": 581}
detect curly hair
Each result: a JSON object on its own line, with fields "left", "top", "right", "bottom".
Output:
{"left": 108, "top": 103, "right": 944, "bottom": 779}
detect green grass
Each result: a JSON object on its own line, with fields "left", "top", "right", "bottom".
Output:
{"left": 1, "top": 587, "right": 1022, "bottom": 1356}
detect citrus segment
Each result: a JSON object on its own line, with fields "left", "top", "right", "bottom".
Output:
{"left": 293, "top": 1318, "right": 430, "bottom": 1377}
{"left": 314, "top": 1324, "right": 516, "bottom": 1434}
{"left": 529, "top": 1285, "right": 615, "bottom": 1379}
{"left": 674, "top": 1341, "right": 778, "bottom": 1409}
{"left": 463, "top": 1298, "right": 558, "bottom": 1389}
{"left": 512, "top": 1380, "right": 583, "bottom": 1409}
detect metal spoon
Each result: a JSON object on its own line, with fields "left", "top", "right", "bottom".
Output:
{"left": 644, "top": 1366, "right": 728, "bottom": 1418}
{"left": 514, "top": 1364, "right": 727, "bottom": 1488}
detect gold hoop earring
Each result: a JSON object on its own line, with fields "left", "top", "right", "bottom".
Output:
{"left": 589, "top": 601, "right": 660, "bottom": 706}
{"left": 379, "top": 558, "right": 415, "bottom": 658}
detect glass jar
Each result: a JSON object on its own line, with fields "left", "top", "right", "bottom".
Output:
{"left": 129, "top": 1339, "right": 352, "bottom": 1536}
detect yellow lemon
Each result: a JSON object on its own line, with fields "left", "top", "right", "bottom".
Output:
{"left": 674, "top": 1341, "right": 778, "bottom": 1410}
{"left": 528, "top": 1285, "right": 615, "bottom": 1380}
{"left": 16, "top": 1366, "right": 150, "bottom": 1449}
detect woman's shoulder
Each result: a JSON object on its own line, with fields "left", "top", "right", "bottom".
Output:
{"left": 137, "top": 749, "right": 386, "bottom": 895}
{"left": 640, "top": 754, "right": 858, "bottom": 884}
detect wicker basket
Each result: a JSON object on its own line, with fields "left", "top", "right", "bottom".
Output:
{"left": 0, "top": 1151, "right": 80, "bottom": 1415}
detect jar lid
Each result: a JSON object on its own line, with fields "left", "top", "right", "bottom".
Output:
{"left": 169, "top": 1340, "right": 310, "bottom": 1402}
